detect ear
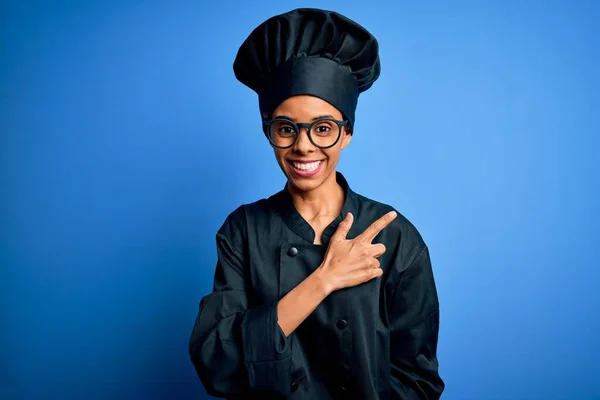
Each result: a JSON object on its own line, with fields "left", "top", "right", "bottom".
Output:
{"left": 341, "top": 130, "right": 352, "bottom": 150}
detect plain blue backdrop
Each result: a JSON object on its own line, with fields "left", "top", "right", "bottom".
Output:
{"left": 2, "top": 0, "right": 599, "bottom": 399}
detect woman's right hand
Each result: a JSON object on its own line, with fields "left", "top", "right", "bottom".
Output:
{"left": 317, "top": 210, "right": 397, "bottom": 295}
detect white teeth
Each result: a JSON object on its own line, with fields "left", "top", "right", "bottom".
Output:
{"left": 292, "top": 160, "right": 321, "bottom": 172}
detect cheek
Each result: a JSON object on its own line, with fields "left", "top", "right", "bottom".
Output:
{"left": 274, "top": 149, "right": 288, "bottom": 164}
{"left": 323, "top": 148, "right": 342, "bottom": 163}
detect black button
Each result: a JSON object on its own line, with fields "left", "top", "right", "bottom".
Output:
{"left": 291, "top": 381, "right": 299, "bottom": 392}
{"left": 340, "top": 385, "right": 347, "bottom": 392}
{"left": 288, "top": 247, "right": 298, "bottom": 257}
{"left": 336, "top": 319, "right": 347, "bottom": 330}
{"left": 343, "top": 364, "right": 350, "bottom": 372}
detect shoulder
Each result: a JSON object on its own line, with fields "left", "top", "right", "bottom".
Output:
{"left": 352, "top": 191, "right": 432, "bottom": 286}
{"left": 353, "top": 190, "right": 426, "bottom": 259}
{"left": 354, "top": 191, "right": 424, "bottom": 241}
{"left": 217, "top": 192, "right": 282, "bottom": 242}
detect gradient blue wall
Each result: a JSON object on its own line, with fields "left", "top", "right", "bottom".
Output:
{"left": 2, "top": 1, "right": 599, "bottom": 399}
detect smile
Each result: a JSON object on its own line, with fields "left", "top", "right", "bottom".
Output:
{"left": 287, "top": 159, "right": 325, "bottom": 177}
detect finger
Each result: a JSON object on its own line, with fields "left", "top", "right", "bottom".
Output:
{"left": 332, "top": 212, "right": 354, "bottom": 240}
{"left": 362, "top": 265, "right": 382, "bottom": 280}
{"left": 369, "top": 258, "right": 380, "bottom": 269}
{"left": 357, "top": 211, "right": 397, "bottom": 243}
{"left": 370, "top": 243, "right": 386, "bottom": 258}
{"left": 370, "top": 267, "right": 383, "bottom": 280}
{"left": 343, "top": 266, "right": 383, "bottom": 288}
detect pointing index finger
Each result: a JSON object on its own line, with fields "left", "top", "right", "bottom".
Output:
{"left": 357, "top": 210, "right": 397, "bottom": 243}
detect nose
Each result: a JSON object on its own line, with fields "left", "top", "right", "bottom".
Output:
{"left": 293, "top": 127, "right": 316, "bottom": 153}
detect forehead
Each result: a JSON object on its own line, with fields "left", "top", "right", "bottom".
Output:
{"left": 271, "top": 95, "right": 343, "bottom": 119}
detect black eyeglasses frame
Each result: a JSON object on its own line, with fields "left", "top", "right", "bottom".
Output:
{"left": 262, "top": 117, "right": 349, "bottom": 149}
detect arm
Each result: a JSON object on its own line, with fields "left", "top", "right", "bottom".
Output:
{"left": 189, "top": 229, "right": 329, "bottom": 397}
{"left": 389, "top": 245, "right": 444, "bottom": 399}
{"left": 278, "top": 268, "right": 329, "bottom": 337}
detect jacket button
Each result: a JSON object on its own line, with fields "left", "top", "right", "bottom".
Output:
{"left": 336, "top": 319, "right": 347, "bottom": 330}
{"left": 291, "top": 381, "right": 299, "bottom": 392}
{"left": 288, "top": 247, "right": 298, "bottom": 257}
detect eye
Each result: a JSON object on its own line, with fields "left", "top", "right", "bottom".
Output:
{"left": 312, "top": 122, "right": 334, "bottom": 136}
{"left": 278, "top": 125, "right": 296, "bottom": 135}
{"left": 271, "top": 121, "right": 296, "bottom": 137}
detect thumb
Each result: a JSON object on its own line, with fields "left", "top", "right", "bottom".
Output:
{"left": 333, "top": 212, "right": 353, "bottom": 241}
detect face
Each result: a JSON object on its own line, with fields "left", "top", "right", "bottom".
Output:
{"left": 269, "top": 95, "right": 352, "bottom": 193}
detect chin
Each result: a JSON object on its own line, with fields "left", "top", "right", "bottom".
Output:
{"left": 288, "top": 177, "right": 320, "bottom": 193}
{"left": 284, "top": 164, "right": 333, "bottom": 193}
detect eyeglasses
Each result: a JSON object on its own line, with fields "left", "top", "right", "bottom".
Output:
{"left": 263, "top": 117, "right": 349, "bottom": 149}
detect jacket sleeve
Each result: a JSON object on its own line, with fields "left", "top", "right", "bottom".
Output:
{"left": 389, "top": 245, "right": 444, "bottom": 399}
{"left": 189, "top": 228, "right": 292, "bottom": 397}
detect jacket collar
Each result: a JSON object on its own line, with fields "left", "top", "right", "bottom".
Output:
{"left": 274, "top": 171, "right": 359, "bottom": 245}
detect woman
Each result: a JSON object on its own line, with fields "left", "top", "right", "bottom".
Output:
{"left": 189, "top": 8, "right": 444, "bottom": 399}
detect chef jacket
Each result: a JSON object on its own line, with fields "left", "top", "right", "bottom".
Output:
{"left": 189, "top": 172, "right": 444, "bottom": 399}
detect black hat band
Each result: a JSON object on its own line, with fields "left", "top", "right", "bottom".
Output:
{"left": 258, "top": 57, "right": 359, "bottom": 128}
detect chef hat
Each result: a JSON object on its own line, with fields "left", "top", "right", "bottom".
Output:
{"left": 233, "top": 8, "right": 381, "bottom": 131}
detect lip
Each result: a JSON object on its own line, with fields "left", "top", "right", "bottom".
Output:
{"left": 287, "top": 159, "right": 325, "bottom": 177}
{"left": 287, "top": 159, "right": 324, "bottom": 163}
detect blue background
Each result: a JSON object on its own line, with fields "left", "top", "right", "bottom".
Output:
{"left": 2, "top": 1, "right": 599, "bottom": 399}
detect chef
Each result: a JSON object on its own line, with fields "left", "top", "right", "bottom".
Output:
{"left": 189, "top": 8, "right": 444, "bottom": 399}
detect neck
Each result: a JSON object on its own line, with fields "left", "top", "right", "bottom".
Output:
{"left": 287, "top": 172, "right": 345, "bottom": 220}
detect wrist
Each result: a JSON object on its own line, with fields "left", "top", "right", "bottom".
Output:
{"left": 312, "top": 264, "right": 333, "bottom": 297}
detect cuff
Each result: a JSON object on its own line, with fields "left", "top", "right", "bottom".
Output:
{"left": 241, "top": 300, "right": 292, "bottom": 395}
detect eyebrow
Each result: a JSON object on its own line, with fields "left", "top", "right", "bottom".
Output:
{"left": 273, "top": 114, "right": 336, "bottom": 121}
